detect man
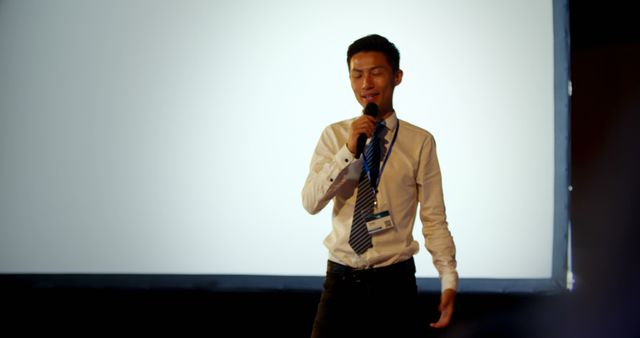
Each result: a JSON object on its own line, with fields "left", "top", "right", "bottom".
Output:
{"left": 302, "top": 34, "right": 458, "bottom": 337}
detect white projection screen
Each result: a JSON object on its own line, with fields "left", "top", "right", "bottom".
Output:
{"left": 0, "top": 0, "right": 570, "bottom": 292}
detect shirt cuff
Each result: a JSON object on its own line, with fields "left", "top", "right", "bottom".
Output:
{"left": 440, "top": 272, "right": 459, "bottom": 293}
{"left": 334, "top": 144, "right": 356, "bottom": 170}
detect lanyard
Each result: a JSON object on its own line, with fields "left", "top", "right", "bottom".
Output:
{"left": 363, "top": 120, "right": 400, "bottom": 191}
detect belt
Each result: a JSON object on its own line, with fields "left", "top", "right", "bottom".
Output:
{"left": 327, "top": 257, "right": 415, "bottom": 277}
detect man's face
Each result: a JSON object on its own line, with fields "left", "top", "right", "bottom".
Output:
{"left": 349, "top": 51, "right": 402, "bottom": 118}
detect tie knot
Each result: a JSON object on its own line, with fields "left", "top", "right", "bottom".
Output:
{"left": 373, "top": 122, "right": 386, "bottom": 138}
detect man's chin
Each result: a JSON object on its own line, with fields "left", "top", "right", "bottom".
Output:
{"left": 360, "top": 99, "right": 381, "bottom": 109}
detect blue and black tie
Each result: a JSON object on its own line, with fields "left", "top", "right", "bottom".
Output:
{"left": 349, "top": 123, "right": 384, "bottom": 255}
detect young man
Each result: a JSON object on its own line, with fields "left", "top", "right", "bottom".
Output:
{"left": 302, "top": 34, "right": 458, "bottom": 337}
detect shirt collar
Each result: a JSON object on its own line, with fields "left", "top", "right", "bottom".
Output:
{"left": 381, "top": 111, "right": 398, "bottom": 132}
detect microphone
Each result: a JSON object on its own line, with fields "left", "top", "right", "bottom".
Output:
{"left": 355, "top": 102, "right": 379, "bottom": 159}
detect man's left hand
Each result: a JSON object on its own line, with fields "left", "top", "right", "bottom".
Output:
{"left": 429, "top": 288, "right": 456, "bottom": 328}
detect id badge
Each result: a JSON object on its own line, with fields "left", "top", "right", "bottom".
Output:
{"left": 365, "top": 210, "right": 394, "bottom": 234}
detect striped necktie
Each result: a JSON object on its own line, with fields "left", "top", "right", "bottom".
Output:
{"left": 349, "top": 123, "right": 384, "bottom": 255}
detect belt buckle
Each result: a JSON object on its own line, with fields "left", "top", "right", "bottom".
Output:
{"left": 355, "top": 264, "right": 373, "bottom": 271}
{"left": 353, "top": 265, "right": 374, "bottom": 281}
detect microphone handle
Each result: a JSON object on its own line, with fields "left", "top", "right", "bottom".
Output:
{"left": 355, "top": 102, "right": 378, "bottom": 159}
{"left": 355, "top": 133, "right": 367, "bottom": 159}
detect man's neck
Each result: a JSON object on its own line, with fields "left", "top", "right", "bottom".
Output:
{"left": 378, "top": 109, "right": 394, "bottom": 121}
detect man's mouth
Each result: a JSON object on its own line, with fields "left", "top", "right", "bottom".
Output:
{"left": 362, "top": 93, "right": 379, "bottom": 102}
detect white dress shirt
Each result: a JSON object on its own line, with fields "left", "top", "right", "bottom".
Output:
{"left": 302, "top": 112, "right": 458, "bottom": 292}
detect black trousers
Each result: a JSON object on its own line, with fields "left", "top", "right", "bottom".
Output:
{"left": 311, "top": 258, "right": 420, "bottom": 338}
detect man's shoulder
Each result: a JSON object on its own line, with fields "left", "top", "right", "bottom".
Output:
{"left": 323, "top": 117, "right": 356, "bottom": 134}
{"left": 398, "top": 119, "right": 434, "bottom": 140}
{"left": 330, "top": 117, "right": 356, "bottom": 127}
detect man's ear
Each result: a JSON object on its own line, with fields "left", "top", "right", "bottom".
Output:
{"left": 394, "top": 69, "right": 403, "bottom": 86}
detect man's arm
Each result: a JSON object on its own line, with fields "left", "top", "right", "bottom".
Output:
{"left": 302, "top": 116, "right": 376, "bottom": 214}
{"left": 416, "top": 135, "right": 459, "bottom": 328}
{"left": 301, "top": 142, "right": 354, "bottom": 214}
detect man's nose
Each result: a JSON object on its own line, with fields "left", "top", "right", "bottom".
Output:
{"left": 361, "top": 74, "right": 374, "bottom": 89}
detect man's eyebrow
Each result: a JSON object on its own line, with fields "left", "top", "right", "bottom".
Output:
{"left": 350, "top": 65, "right": 384, "bottom": 73}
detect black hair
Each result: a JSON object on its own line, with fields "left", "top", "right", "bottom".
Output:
{"left": 346, "top": 34, "right": 400, "bottom": 73}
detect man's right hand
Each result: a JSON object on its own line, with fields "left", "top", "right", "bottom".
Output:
{"left": 347, "top": 114, "right": 377, "bottom": 155}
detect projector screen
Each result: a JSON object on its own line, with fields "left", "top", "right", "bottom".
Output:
{"left": 0, "top": 0, "right": 569, "bottom": 292}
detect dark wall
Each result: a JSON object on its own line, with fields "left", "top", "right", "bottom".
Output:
{"left": 568, "top": 0, "right": 640, "bottom": 337}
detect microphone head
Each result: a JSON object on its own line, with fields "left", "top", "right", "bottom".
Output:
{"left": 363, "top": 102, "right": 379, "bottom": 118}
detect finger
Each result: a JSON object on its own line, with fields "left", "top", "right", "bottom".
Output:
{"left": 354, "top": 123, "right": 374, "bottom": 137}
{"left": 429, "top": 309, "right": 452, "bottom": 328}
{"left": 363, "top": 115, "right": 377, "bottom": 123}
{"left": 357, "top": 115, "right": 377, "bottom": 127}
{"left": 430, "top": 301, "right": 453, "bottom": 329}
{"left": 352, "top": 117, "right": 375, "bottom": 134}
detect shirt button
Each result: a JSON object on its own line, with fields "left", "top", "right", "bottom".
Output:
{"left": 330, "top": 178, "right": 334, "bottom": 182}
{"left": 344, "top": 158, "right": 349, "bottom": 162}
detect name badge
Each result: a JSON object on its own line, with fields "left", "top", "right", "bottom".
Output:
{"left": 365, "top": 210, "right": 394, "bottom": 234}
